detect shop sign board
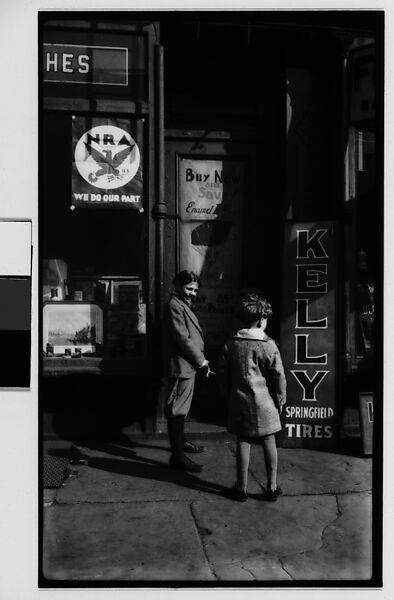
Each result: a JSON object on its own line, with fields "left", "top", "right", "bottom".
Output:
{"left": 43, "top": 29, "right": 147, "bottom": 101}
{"left": 279, "top": 221, "right": 338, "bottom": 449}
{"left": 71, "top": 117, "right": 143, "bottom": 210}
{"left": 43, "top": 43, "right": 128, "bottom": 86}
{"left": 178, "top": 157, "right": 244, "bottom": 344}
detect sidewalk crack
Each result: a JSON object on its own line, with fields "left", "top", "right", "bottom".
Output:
{"left": 249, "top": 468, "right": 264, "bottom": 492}
{"left": 189, "top": 501, "right": 218, "bottom": 580}
{"left": 279, "top": 495, "right": 341, "bottom": 573}
{"left": 238, "top": 563, "right": 256, "bottom": 580}
{"left": 277, "top": 556, "right": 295, "bottom": 580}
{"left": 335, "top": 494, "right": 343, "bottom": 516}
{"left": 321, "top": 494, "right": 342, "bottom": 541}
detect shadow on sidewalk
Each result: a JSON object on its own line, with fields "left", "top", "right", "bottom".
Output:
{"left": 46, "top": 440, "right": 232, "bottom": 498}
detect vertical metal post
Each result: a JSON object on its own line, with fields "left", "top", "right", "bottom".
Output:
{"left": 153, "top": 44, "right": 166, "bottom": 322}
{"left": 152, "top": 44, "right": 167, "bottom": 431}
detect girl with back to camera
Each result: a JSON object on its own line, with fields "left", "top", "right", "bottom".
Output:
{"left": 217, "top": 289, "right": 287, "bottom": 501}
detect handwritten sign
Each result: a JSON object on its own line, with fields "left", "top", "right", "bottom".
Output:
{"left": 179, "top": 158, "right": 244, "bottom": 222}
{"left": 179, "top": 158, "right": 244, "bottom": 344}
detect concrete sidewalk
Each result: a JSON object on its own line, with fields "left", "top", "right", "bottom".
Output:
{"left": 42, "top": 435, "right": 373, "bottom": 584}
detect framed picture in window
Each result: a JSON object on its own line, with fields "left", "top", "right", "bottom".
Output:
{"left": 43, "top": 302, "right": 103, "bottom": 356}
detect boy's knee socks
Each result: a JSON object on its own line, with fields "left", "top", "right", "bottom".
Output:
{"left": 167, "top": 416, "right": 185, "bottom": 458}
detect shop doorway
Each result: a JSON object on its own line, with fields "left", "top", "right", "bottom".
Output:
{"left": 164, "top": 131, "right": 281, "bottom": 425}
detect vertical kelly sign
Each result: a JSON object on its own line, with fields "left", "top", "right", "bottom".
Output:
{"left": 280, "top": 222, "right": 338, "bottom": 449}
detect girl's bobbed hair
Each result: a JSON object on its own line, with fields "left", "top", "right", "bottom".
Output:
{"left": 236, "top": 288, "right": 272, "bottom": 325}
{"left": 173, "top": 270, "right": 201, "bottom": 287}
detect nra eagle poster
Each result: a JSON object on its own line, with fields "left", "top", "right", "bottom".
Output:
{"left": 71, "top": 117, "right": 143, "bottom": 210}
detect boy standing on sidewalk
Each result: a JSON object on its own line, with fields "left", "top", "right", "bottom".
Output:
{"left": 162, "top": 270, "right": 211, "bottom": 472}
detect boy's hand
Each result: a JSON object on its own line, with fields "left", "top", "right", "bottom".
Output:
{"left": 206, "top": 365, "right": 215, "bottom": 378}
{"left": 199, "top": 360, "right": 215, "bottom": 377}
{"left": 277, "top": 397, "right": 286, "bottom": 414}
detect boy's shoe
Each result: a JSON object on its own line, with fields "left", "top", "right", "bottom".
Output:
{"left": 263, "top": 486, "right": 283, "bottom": 502}
{"left": 221, "top": 484, "right": 248, "bottom": 502}
{"left": 169, "top": 455, "right": 203, "bottom": 472}
{"left": 184, "top": 440, "right": 205, "bottom": 454}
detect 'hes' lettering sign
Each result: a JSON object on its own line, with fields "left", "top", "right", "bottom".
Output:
{"left": 43, "top": 43, "right": 128, "bottom": 86}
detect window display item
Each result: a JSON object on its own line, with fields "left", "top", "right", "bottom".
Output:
{"left": 43, "top": 302, "right": 103, "bottom": 356}
{"left": 69, "top": 277, "right": 111, "bottom": 305}
{"left": 43, "top": 259, "right": 68, "bottom": 302}
{"left": 51, "top": 287, "right": 63, "bottom": 301}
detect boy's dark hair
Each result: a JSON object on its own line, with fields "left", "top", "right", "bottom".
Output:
{"left": 236, "top": 288, "right": 272, "bottom": 325}
{"left": 173, "top": 270, "right": 201, "bottom": 287}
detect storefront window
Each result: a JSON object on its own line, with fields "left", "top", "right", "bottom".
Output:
{"left": 354, "top": 130, "right": 376, "bottom": 365}
{"left": 344, "top": 125, "right": 376, "bottom": 376}
{"left": 42, "top": 113, "right": 147, "bottom": 360}
{"left": 342, "top": 36, "right": 377, "bottom": 379}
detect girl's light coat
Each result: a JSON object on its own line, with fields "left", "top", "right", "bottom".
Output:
{"left": 218, "top": 328, "right": 287, "bottom": 438}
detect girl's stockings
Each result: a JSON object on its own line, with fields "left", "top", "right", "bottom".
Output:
{"left": 262, "top": 434, "right": 278, "bottom": 491}
{"left": 236, "top": 439, "right": 251, "bottom": 492}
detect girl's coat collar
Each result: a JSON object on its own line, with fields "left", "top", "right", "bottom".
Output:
{"left": 232, "top": 328, "right": 268, "bottom": 341}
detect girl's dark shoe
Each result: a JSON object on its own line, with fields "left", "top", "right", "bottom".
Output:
{"left": 264, "top": 486, "right": 283, "bottom": 502}
{"left": 221, "top": 484, "right": 248, "bottom": 502}
{"left": 169, "top": 455, "right": 203, "bottom": 472}
{"left": 184, "top": 440, "right": 205, "bottom": 454}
